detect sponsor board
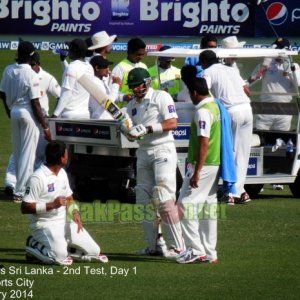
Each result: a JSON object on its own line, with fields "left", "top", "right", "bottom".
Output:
{"left": 0, "top": 0, "right": 255, "bottom": 36}
{"left": 256, "top": 0, "right": 300, "bottom": 36}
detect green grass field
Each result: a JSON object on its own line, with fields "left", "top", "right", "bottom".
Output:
{"left": 0, "top": 50, "right": 300, "bottom": 300}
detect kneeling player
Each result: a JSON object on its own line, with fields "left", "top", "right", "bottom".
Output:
{"left": 21, "top": 140, "right": 108, "bottom": 265}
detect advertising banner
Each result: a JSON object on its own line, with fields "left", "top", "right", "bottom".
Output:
{"left": 0, "top": 0, "right": 256, "bottom": 37}
{"left": 255, "top": 0, "right": 300, "bottom": 37}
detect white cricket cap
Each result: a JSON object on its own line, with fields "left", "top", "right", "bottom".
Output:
{"left": 88, "top": 31, "right": 117, "bottom": 50}
{"left": 221, "top": 36, "right": 246, "bottom": 49}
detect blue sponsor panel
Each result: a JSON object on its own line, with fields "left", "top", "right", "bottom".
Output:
{"left": 55, "top": 122, "right": 111, "bottom": 140}
{"left": 256, "top": 0, "right": 300, "bottom": 37}
{"left": 172, "top": 125, "right": 190, "bottom": 141}
{"left": 247, "top": 157, "right": 258, "bottom": 176}
{"left": 247, "top": 147, "right": 263, "bottom": 176}
{"left": 0, "top": 0, "right": 255, "bottom": 36}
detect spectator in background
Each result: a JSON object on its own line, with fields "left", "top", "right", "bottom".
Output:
{"left": 148, "top": 45, "right": 181, "bottom": 101}
{"left": 112, "top": 37, "right": 148, "bottom": 105}
{"left": 185, "top": 34, "right": 218, "bottom": 77}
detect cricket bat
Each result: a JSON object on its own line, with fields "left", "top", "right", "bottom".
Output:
{"left": 78, "top": 74, "right": 130, "bottom": 124}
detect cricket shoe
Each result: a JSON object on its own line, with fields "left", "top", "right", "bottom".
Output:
{"left": 236, "top": 192, "right": 251, "bottom": 204}
{"left": 176, "top": 247, "right": 207, "bottom": 264}
{"left": 13, "top": 194, "right": 23, "bottom": 204}
{"left": 272, "top": 184, "right": 284, "bottom": 190}
{"left": 136, "top": 247, "right": 162, "bottom": 256}
{"left": 163, "top": 246, "right": 182, "bottom": 259}
{"left": 57, "top": 256, "right": 73, "bottom": 266}
{"left": 82, "top": 253, "right": 109, "bottom": 263}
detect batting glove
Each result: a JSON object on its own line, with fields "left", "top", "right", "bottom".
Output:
{"left": 129, "top": 124, "right": 148, "bottom": 139}
{"left": 118, "top": 114, "right": 133, "bottom": 134}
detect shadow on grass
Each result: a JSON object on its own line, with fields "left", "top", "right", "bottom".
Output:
{"left": 104, "top": 253, "right": 175, "bottom": 263}
{"left": 0, "top": 247, "right": 173, "bottom": 265}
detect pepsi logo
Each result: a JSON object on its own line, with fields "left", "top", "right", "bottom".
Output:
{"left": 266, "top": 2, "right": 288, "bottom": 26}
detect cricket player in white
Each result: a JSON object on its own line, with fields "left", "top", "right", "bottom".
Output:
{"left": 88, "top": 55, "right": 121, "bottom": 120}
{"left": 21, "top": 141, "right": 108, "bottom": 265}
{"left": 177, "top": 78, "right": 220, "bottom": 264}
{"left": 52, "top": 39, "right": 94, "bottom": 119}
{"left": 0, "top": 42, "right": 51, "bottom": 202}
{"left": 201, "top": 50, "right": 253, "bottom": 205}
{"left": 125, "top": 68, "right": 184, "bottom": 257}
{"left": 248, "top": 38, "right": 297, "bottom": 131}
{"left": 4, "top": 52, "right": 61, "bottom": 193}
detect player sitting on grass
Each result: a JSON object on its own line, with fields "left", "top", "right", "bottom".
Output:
{"left": 21, "top": 140, "right": 108, "bottom": 265}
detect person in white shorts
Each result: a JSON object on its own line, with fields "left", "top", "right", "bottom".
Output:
{"left": 4, "top": 52, "right": 61, "bottom": 195}
{"left": 0, "top": 41, "right": 51, "bottom": 202}
{"left": 52, "top": 39, "right": 94, "bottom": 119}
{"left": 176, "top": 77, "right": 220, "bottom": 264}
{"left": 200, "top": 50, "right": 253, "bottom": 205}
{"left": 21, "top": 140, "right": 108, "bottom": 265}
{"left": 125, "top": 68, "right": 184, "bottom": 257}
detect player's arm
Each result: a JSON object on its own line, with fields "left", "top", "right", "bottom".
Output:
{"left": 0, "top": 91, "right": 10, "bottom": 118}
{"left": 66, "top": 196, "right": 83, "bottom": 232}
{"left": 31, "top": 98, "right": 52, "bottom": 141}
{"left": 21, "top": 196, "right": 67, "bottom": 214}
{"left": 52, "top": 87, "right": 72, "bottom": 117}
{"left": 190, "top": 136, "right": 209, "bottom": 189}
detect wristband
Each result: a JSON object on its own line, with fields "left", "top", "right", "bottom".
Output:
{"left": 44, "top": 127, "right": 50, "bottom": 131}
{"left": 68, "top": 202, "right": 80, "bottom": 216}
{"left": 151, "top": 123, "right": 163, "bottom": 134}
{"left": 36, "top": 203, "right": 47, "bottom": 214}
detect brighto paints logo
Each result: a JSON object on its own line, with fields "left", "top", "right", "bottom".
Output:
{"left": 266, "top": 2, "right": 288, "bottom": 25}
{"left": 0, "top": 0, "right": 101, "bottom": 33}
{"left": 140, "top": 0, "right": 250, "bottom": 34}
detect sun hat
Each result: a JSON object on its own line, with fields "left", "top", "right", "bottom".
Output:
{"left": 88, "top": 31, "right": 117, "bottom": 50}
{"left": 221, "top": 36, "right": 246, "bottom": 48}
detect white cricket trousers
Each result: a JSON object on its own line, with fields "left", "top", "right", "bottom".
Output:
{"left": 10, "top": 105, "right": 39, "bottom": 197}
{"left": 228, "top": 103, "right": 253, "bottom": 197}
{"left": 135, "top": 142, "right": 184, "bottom": 251}
{"left": 32, "top": 221, "right": 100, "bottom": 263}
{"left": 178, "top": 165, "right": 219, "bottom": 261}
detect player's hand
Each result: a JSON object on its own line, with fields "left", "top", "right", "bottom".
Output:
{"left": 73, "top": 210, "right": 83, "bottom": 233}
{"left": 129, "top": 124, "right": 147, "bottom": 139}
{"left": 44, "top": 128, "right": 52, "bottom": 142}
{"left": 123, "top": 94, "right": 133, "bottom": 102}
{"left": 189, "top": 173, "right": 200, "bottom": 189}
{"left": 119, "top": 114, "right": 133, "bottom": 134}
{"left": 52, "top": 196, "right": 66, "bottom": 208}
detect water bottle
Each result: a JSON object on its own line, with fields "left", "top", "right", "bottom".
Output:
{"left": 52, "top": 49, "right": 69, "bottom": 56}
{"left": 286, "top": 138, "right": 294, "bottom": 160}
{"left": 282, "top": 58, "right": 290, "bottom": 77}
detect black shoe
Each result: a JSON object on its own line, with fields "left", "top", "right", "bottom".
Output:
{"left": 4, "top": 186, "right": 14, "bottom": 197}
{"left": 236, "top": 192, "right": 251, "bottom": 204}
